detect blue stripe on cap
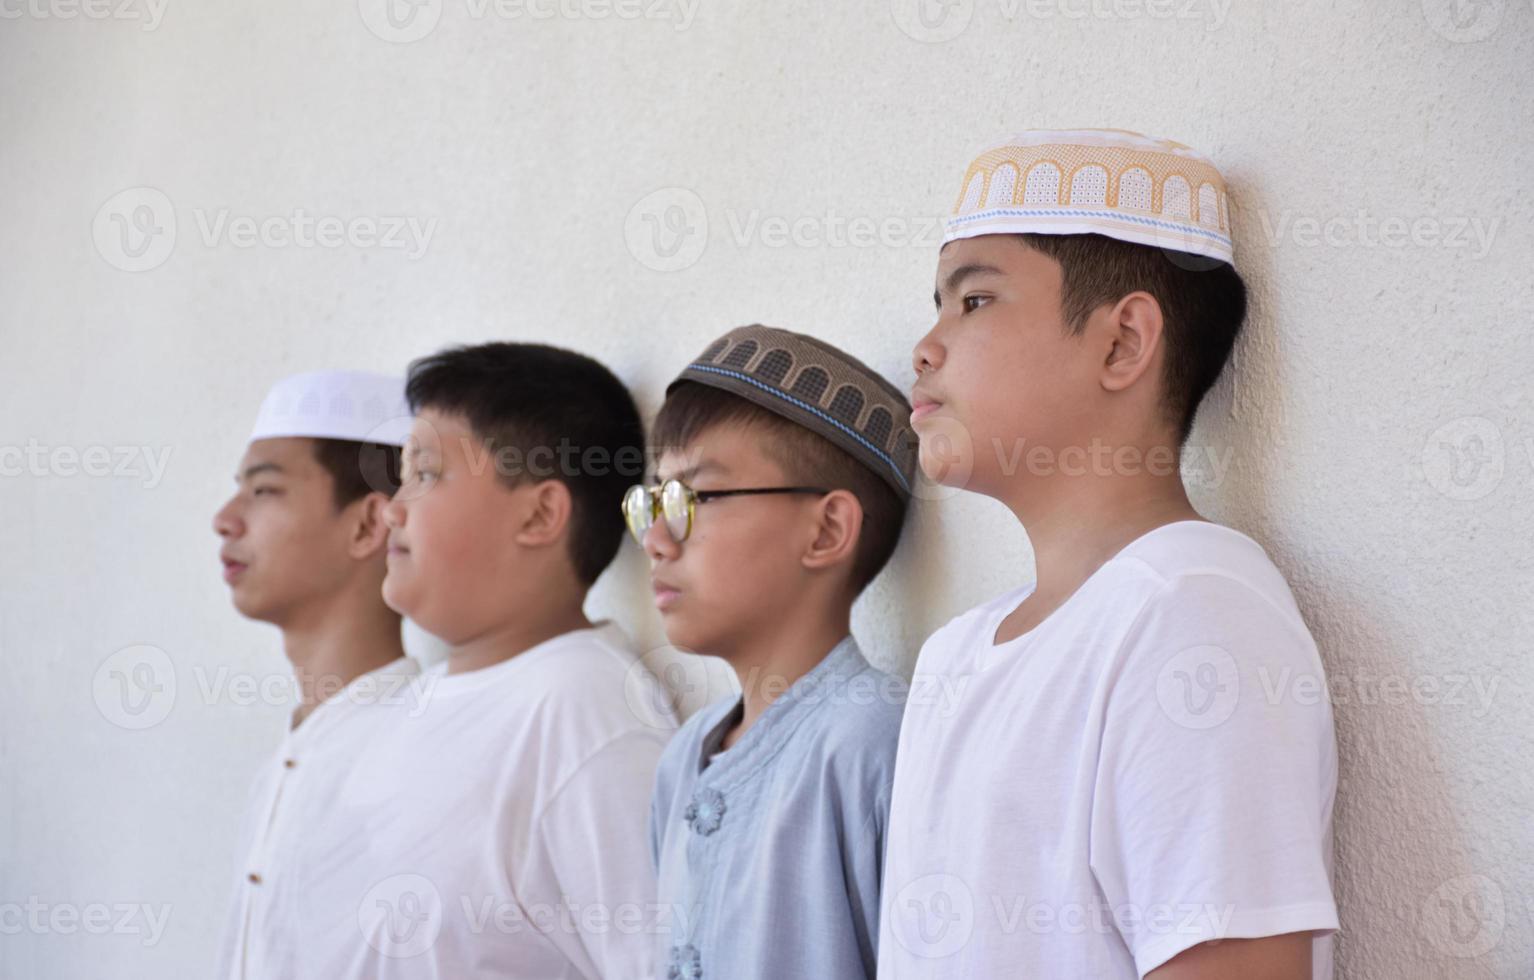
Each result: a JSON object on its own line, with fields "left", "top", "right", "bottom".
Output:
{"left": 686, "top": 363, "right": 911, "bottom": 494}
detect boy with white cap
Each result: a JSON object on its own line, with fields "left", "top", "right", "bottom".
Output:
{"left": 212, "top": 369, "right": 421, "bottom": 980}
{"left": 879, "top": 131, "right": 1339, "bottom": 979}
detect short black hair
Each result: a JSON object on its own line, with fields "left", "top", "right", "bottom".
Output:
{"left": 404, "top": 342, "right": 645, "bottom": 585}
{"left": 652, "top": 381, "right": 907, "bottom": 595}
{"left": 311, "top": 438, "right": 402, "bottom": 510}
{"left": 1017, "top": 233, "right": 1248, "bottom": 444}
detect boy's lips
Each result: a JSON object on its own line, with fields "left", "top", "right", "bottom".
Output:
{"left": 910, "top": 390, "right": 944, "bottom": 424}
{"left": 387, "top": 539, "right": 411, "bottom": 559}
{"left": 652, "top": 579, "right": 681, "bottom": 611}
{"left": 220, "top": 555, "right": 248, "bottom": 583}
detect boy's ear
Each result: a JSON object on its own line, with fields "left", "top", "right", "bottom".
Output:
{"left": 347, "top": 492, "right": 392, "bottom": 561}
{"left": 1099, "top": 289, "right": 1166, "bottom": 393}
{"left": 512, "top": 479, "right": 574, "bottom": 549}
{"left": 802, "top": 489, "right": 863, "bottom": 575}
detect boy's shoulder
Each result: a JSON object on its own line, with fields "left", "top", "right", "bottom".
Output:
{"left": 813, "top": 654, "right": 908, "bottom": 749}
{"left": 917, "top": 521, "right": 1307, "bottom": 670}
{"left": 1112, "top": 519, "right": 1296, "bottom": 599}
{"left": 789, "top": 645, "right": 907, "bottom": 796}
{"left": 464, "top": 622, "right": 678, "bottom": 736}
{"left": 659, "top": 646, "right": 907, "bottom": 779}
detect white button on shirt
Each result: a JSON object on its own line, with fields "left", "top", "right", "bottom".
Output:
{"left": 216, "top": 655, "right": 423, "bottom": 980}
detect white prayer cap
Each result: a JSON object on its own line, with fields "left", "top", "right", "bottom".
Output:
{"left": 248, "top": 370, "right": 411, "bottom": 447}
{"left": 944, "top": 129, "right": 1236, "bottom": 268}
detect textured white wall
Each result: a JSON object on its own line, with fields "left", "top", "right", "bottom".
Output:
{"left": 1, "top": 1, "right": 1530, "bottom": 977}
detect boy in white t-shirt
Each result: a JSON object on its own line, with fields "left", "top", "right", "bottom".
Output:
{"left": 333, "top": 342, "right": 675, "bottom": 979}
{"left": 878, "top": 130, "right": 1340, "bottom": 979}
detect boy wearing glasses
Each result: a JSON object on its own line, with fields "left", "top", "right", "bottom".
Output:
{"left": 628, "top": 324, "right": 916, "bottom": 980}
{"left": 344, "top": 342, "right": 675, "bottom": 979}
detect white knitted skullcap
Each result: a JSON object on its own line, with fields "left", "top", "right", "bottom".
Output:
{"left": 249, "top": 370, "right": 410, "bottom": 447}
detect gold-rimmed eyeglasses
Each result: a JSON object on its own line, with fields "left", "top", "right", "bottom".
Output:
{"left": 621, "top": 479, "right": 829, "bottom": 545}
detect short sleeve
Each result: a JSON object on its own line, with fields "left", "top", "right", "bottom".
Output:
{"left": 517, "top": 731, "right": 669, "bottom": 980}
{"left": 1089, "top": 572, "right": 1340, "bottom": 976}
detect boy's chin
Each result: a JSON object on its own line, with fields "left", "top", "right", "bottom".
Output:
{"left": 914, "top": 419, "right": 978, "bottom": 491}
{"left": 660, "top": 615, "right": 723, "bottom": 659}
{"left": 380, "top": 576, "right": 419, "bottom": 620}
{"left": 916, "top": 452, "right": 976, "bottom": 492}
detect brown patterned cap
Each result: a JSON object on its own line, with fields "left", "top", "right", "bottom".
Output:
{"left": 667, "top": 325, "right": 917, "bottom": 497}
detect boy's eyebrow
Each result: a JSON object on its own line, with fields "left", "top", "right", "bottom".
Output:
{"left": 237, "top": 461, "right": 284, "bottom": 483}
{"left": 934, "top": 262, "right": 1006, "bottom": 308}
{"left": 657, "top": 459, "right": 721, "bottom": 484}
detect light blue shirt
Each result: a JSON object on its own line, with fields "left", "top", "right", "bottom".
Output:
{"left": 649, "top": 636, "right": 907, "bottom": 980}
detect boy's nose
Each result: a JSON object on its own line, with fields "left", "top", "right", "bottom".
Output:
{"left": 212, "top": 498, "right": 242, "bottom": 539}
{"left": 912, "top": 328, "right": 944, "bottom": 377}
{"left": 641, "top": 516, "right": 679, "bottom": 562}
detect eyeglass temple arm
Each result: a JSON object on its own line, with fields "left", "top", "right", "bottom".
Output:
{"left": 692, "top": 486, "right": 831, "bottom": 502}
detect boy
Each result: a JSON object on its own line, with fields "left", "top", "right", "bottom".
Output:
{"left": 636, "top": 325, "right": 917, "bottom": 980}
{"left": 212, "top": 369, "right": 421, "bottom": 980}
{"left": 878, "top": 130, "right": 1339, "bottom": 979}
{"left": 356, "top": 342, "right": 674, "bottom": 978}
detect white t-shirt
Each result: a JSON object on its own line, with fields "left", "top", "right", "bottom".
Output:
{"left": 216, "top": 656, "right": 423, "bottom": 980}
{"left": 224, "top": 623, "right": 676, "bottom": 980}
{"left": 878, "top": 521, "right": 1340, "bottom": 979}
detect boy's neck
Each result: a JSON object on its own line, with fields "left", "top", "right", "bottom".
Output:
{"left": 445, "top": 600, "right": 593, "bottom": 676}
{"left": 280, "top": 584, "right": 406, "bottom": 729}
{"left": 718, "top": 608, "right": 851, "bottom": 752}
{"left": 995, "top": 460, "right": 1204, "bottom": 644}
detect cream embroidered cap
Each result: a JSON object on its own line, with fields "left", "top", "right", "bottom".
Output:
{"left": 944, "top": 129, "right": 1236, "bottom": 267}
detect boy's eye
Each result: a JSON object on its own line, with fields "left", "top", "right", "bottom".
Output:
{"left": 962, "top": 294, "right": 992, "bottom": 313}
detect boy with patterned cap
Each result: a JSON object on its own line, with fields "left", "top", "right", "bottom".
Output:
{"left": 880, "top": 130, "right": 1339, "bottom": 979}
{"left": 212, "top": 370, "right": 421, "bottom": 980}
{"left": 634, "top": 325, "right": 916, "bottom": 980}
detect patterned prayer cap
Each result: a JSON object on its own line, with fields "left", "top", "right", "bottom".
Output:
{"left": 667, "top": 325, "right": 917, "bottom": 497}
{"left": 945, "top": 128, "right": 1236, "bottom": 267}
